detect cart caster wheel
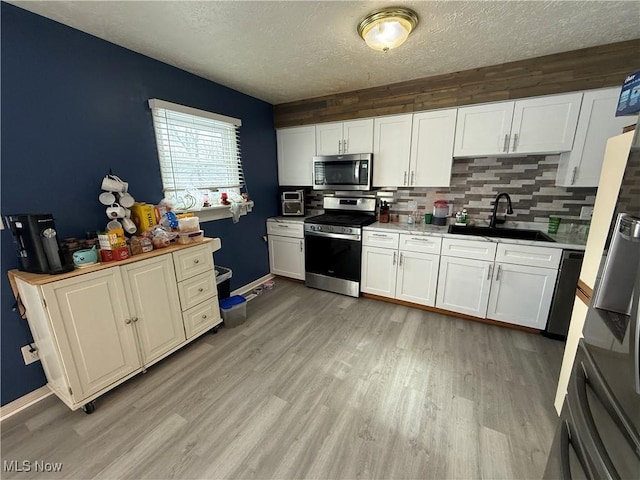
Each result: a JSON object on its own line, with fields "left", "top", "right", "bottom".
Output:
{"left": 211, "top": 326, "right": 219, "bottom": 334}
{"left": 82, "top": 402, "right": 96, "bottom": 414}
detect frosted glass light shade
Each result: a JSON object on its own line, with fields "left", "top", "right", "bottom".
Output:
{"left": 358, "top": 7, "right": 418, "bottom": 52}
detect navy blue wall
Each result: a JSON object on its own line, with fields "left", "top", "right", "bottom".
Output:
{"left": 1, "top": 3, "right": 279, "bottom": 405}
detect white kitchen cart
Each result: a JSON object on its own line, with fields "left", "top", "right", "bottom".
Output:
{"left": 8, "top": 238, "right": 222, "bottom": 414}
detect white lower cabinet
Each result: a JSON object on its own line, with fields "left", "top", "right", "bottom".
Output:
{"left": 361, "top": 231, "right": 440, "bottom": 307}
{"left": 435, "top": 256, "right": 493, "bottom": 317}
{"left": 267, "top": 220, "right": 305, "bottom": 280}
{"left": 12, "top": 240, "right": 222, "bottom": 412}
{"left": 486, "top": 262, "right": 558, "bottom": 329}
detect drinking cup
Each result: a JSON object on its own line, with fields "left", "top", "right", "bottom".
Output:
{"left": 101, "top": 175, "right": 128, "bottom": 193}
{"left": 548, "top": 216, "right": 561, "bottom": 234}
{"left": 106, "top": 219, "right": 122, "bottom": 231}
{"left": 119, "top": 192, "right": 135, "bottom": 208}
{"left": 122, "top": 217, "right": 137, "bottom": 234}
{"left": 106, "top": 203, "right": 126, "bottom": 218}
{"left": 99, "top": 191, "right": 116, "bottom": 205}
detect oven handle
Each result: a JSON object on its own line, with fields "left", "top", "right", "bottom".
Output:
{"left": 304, "top": 230, "right": 361, "bottom": 242}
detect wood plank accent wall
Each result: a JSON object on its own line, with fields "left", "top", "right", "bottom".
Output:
{"left": 274, "top": 39, "right": 640, "bottom": 128}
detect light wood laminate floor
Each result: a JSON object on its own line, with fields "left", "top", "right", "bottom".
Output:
{"left": 1, "top": 279, "right": 564, "bottom": 479}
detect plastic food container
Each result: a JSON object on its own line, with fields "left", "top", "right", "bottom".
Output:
{"left": 176, "top": 230, "right": 204, "bottom": 244}
{"left": 433, "top": 200, "right": 449, "bottom": 218}
{"left": 178, "top": 216, "right": 200, "bottom": 233}
{"left": 220, "top": 295, "right": 247, "bottom": 328}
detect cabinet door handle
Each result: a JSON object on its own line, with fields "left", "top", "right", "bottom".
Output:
{"left": 132, "top": 317, "right": 138, "bottom": 323}
{"left": 503, "top": 134, "right": 509, "bottom": 153}
{"left": 125, "top": 318, "right": 132, "bottom": 325}
{"left": 495, "top": 265, "right": 501, "bottom": 281}
{"left": 338, "top": 140, "right": 342, "bottom": 154}
{"left": 300, "top": 240, "right": 303, "bottom": 252}
{"left": 393, "top": 251, "right": 397, "bottom": 265}
{"left": 403, "top": 171, "right": 408, "bottom": 186}
{"left": 198, "top": 287, "right": 204, "bottom": 293}
{"left": 487, "top": 264, "right": 493, "bottom": 280}
{"left": 571, "top": 166, "right": 578, "bottom": 185}
{"left": 194, "top": 259, "right": 200, "bottom": 264}
{"left": 399, "top": 252, "right": 404, "bottom": 266}
{"left": 344, "top": 139, "right": 348, "bottom": 153}
{"left": 410, "top": 171, "right": 415, "bottom": 185}
{"left": 512, "top": 133, "right": 519, "bottom": 152}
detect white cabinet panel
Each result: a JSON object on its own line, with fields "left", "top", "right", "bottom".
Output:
{"left": 495, "top": 243, "right": 562, "bottom": 269}
{"left": 267, "top": 220, "right": 304, "bottom": 238}
{"left": 361, "top": 246, "right": 398, "bottom": 297}
{"left": 363, "top": 230, "right": 400, "bottom": 249}
{"left": 436, "top": 256, "right": 493, "bottom": 318}
{"left": 41, "top": 269, "right": 140, "bottom": 400}
{"left": 441, "top": 238, "right": 497, "bottom": 261}
{"left": 277, "top": 126, "right": 315, "bottom": 186}
{"left": 486, "top": 263, "right": 558, "bottom": 329}
{"left": 268, "top": 235, "right": 305, "bottom": 280}
{"left": 316, "top": 119, "right": 373, "bottom": 155}
{"left": 183, "top": 297, "right": 222, "bottom": 339}
{"left": 373, "top": 114, "right": 413, "bottom": 186}
{"left": 399, "top": 234, "right": 442, "bottom": 255}
{"left": 454, "top": 102, "right": 514, "bottom": 157}
{"left": 410, "top": 109, "right": 457, "bottom": 187}
{"left": 122, "top": 256, "right": 185, "bottom": 365}
{"left": 454, "top": 93, "right": 581, "bottom": 157}
{"left": 395, "top": 251, "right": 439, "bottom": 307}
{"left": 173, "top": 243, "right": 215, "bottom": 281}
{"left": 510, "top": 92, "right": 582, "bottom": 154}
{"left": 556, "top": 88, "right": 632, "bottom": 187}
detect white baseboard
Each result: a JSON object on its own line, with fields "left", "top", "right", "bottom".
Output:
{"left": 0, "top": 385, "right": 52, "bottom": 422}
{"left": 231, "top": 273, "right": 275, "bottom": 297}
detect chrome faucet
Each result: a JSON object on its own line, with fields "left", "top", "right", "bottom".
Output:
{"left": 489, "top": 192, "right": 514, "bottom": 228}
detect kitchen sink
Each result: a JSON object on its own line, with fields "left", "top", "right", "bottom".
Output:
{"left": 447, "top": 225, "right": 556, "bottom": 242}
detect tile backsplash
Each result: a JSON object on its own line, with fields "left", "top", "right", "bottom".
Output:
{"left": 306, "top": 155, "right": 597, "bottom": 226}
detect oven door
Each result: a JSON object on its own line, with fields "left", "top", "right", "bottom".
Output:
{"left": 304, "top": 231, "right": 362, "bottom": 296}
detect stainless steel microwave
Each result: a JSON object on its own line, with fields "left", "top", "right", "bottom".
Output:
{"left": 312, "top": 154, "right": 373, "bottom": 191}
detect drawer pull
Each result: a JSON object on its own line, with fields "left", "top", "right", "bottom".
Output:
{"left": 371, "top": 233, "right": 389, "bottom": 238}
{"left": 277, "top": 224, "right": 289, "bottom": 228}
{"left": 198, "top": 287, "right": 204, "bottom": 293}
{"left": 410, "top": 237, "right": 432, "bottom": 242}
{"left": 194, "top": 259, "right": 200, "bottom": 264}
{"left": 202, "top": 314, "right": 207, "bottom": 319}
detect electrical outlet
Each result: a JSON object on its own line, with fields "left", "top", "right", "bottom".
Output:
{"left": 580, "top": 206, "right": 594, "bottom": 220}
{"left": 21, "top": 344, "right": 39, "bottom": 365}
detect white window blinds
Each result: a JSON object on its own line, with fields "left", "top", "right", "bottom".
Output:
{"left": 149, "top": 99, "right": 244, "bottom": 193}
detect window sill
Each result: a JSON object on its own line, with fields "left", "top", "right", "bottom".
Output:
{"left": 176, "top": 201, "right": 254, "bottom": 223}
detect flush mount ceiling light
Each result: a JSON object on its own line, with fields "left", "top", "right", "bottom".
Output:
{"left": 358, "top": 7, "right": 419, "bottom": 52}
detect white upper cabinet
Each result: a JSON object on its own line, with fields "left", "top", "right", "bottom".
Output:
{"left": 372, "top": 114, "right": 414, "bottom": 187}
{"left": 409, "top": 108, "right": 457, "bottom": 187}
{"left": 454, "top": 92, "right": 582, "bottom": 157}
{"left": 454, "top": 101, "right": 514, "bottom": 157}
{"left": 511, "top": 92, "right": 582, "bottom": 154}
{"left": 276, "top": 125, "right": 315, "bottom": 186}
{"left": 556, "top": 88, "right": 631, "bottom": 187}
{"left": 316, "top": 119, "right": 373, "bottom": 155}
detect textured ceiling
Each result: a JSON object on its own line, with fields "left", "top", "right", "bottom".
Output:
{"left": 8, "top": 1, "right": 640, "bottom": 104}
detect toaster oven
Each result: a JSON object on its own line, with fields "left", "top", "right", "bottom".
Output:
{"left": 281, "top": 190, "right": 305, "bottom": 216}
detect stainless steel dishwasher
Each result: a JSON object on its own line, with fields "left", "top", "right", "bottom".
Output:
{"left": 544, "top": 250, "right": 585, "bottom": 339}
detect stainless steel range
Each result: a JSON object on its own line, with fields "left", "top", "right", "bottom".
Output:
{"left": 304, "top": 195, "right": 377, "bottom": 297}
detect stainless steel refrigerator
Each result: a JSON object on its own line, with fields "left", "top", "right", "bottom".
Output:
{"left": 544, "top": 213, "right": 640, "bottom": 479}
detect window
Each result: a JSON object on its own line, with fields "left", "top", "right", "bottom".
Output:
{"left": 148, "top": 99, "right": 245, "bottom": 211}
